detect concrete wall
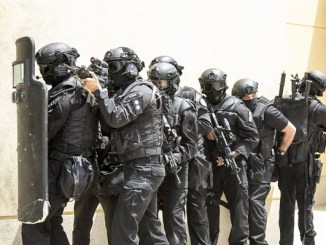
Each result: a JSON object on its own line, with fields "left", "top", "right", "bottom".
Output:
{"left": 0, "top": 0, "right": 325, "bottom": 244}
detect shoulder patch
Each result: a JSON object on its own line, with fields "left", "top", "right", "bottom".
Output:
{"left": 248, "top": 110, "right": 253, "bottom": 123}
{"left": 132, "top": 99, "right": 141, "bottom": 111}
{"left": 125, "top": 90, "right": 142, "bottom": 101}
{"left": 127, "top": 93, "right": 139, "bottom": 99}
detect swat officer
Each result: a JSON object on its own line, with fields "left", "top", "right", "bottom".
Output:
{"left": 22, "top": 42, "right": 99, "bottom": 245}
{"left": 149, "top": 55, "right": 212, "bottom": 244}
{"left": 278, "top": 70, "right": 326, "bottom": 245}
{"left": 232, "top": 78, "right": 296, "bottom": 245}
{"left": 72, "top": 130, "right": 124, "bottom": 245}
{"left": 177, "top": 86, "right": 213, "bottom": 245}
{"left": 199, "top": 68, "right": 259, "bottom": 245}
{"left": 72, "top": 58, "right": 122, "bottom": 245}
{"left": 141, "top": 61, "right": 197, "bottom": 245}
{"left": 81, "top": 47, "right": 168, "bottom": 245}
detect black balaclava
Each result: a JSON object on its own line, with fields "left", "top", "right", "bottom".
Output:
{"left": 243, "top": 97, "right": 258, "bottom": 112}
{"left": 205, "top": 88, "right": 226, "bottom": 104}
{"left": 44, "top": 75, "right": 68, "bottom": 87}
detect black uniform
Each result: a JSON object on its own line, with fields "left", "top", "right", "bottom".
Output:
{"left": 94, "top": 79, "right": 168, "bottom": 245}
{"left": 177, "top": 86, "right": 212, "bottom": 245}
{"left": 248, "top": 96, "right": 288, "bottom": 245}
{"left": 22, "top": 77, "right": 99, "bottom": 245}
{"left": 206, "top": 94, "right": 259, "bottom": 245}
{"left": 278, "top": 97, "right": 326, "bottom": 245}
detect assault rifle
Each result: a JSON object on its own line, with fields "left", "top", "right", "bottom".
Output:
{"left": 65, "top": 57, "right": 110, "bottom": 88}
{"left": 90, "top": 134, "right": 110, "bottom": 195}
{"left": 291, "top": 73, "right": 312, "bottom": 101}
{"left": 91, "top": 148, "right": 103, "bottom": 195}
{"left": 162, "top": 116, "right": 181, "bottom": 185}
{"left": 275, "top": 72, "right": 311, "bottom": 101}
{"left": 209, "top": 107, "right": 242, "bottom": 185}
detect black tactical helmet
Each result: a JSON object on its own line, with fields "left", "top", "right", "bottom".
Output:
{"left": 35, "top": 42, "right": 79, "bottom": 85}
{"left": 199, "top": 68, "right": 227, "bottom": 91}
{"left": 199, "top": 68, "right": 228, "bottom": 104}
{"left": 177, "top": 86, "right": 199, "bottom": 103}
{"left": 231, "top": 78, "right": 258, "bottom": 98}
{"left": 149, "top": 56, "right": 184, "bottom": 76}
{"left": 300, "top": 70, "right": 326, "bottom": 96}
{"left": 103, "top": 47, "right": 144, "bottom": 88}
{"left": 199, "top": 68, "right": 227, "bottom": 92}
{"left": 147, "top": 62, "right": 180, "bottom": 95}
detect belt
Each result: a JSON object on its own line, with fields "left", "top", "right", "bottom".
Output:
{"left": 126, "top": 155, "right": 163, "bottom": 164}
{"left": 49, "top": 149, "right": 91, "bottom": 161}
{"left": 148, "top": 155, "right": 163, "bottom": 163}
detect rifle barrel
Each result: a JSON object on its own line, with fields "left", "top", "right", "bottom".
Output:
{"left": 304, "top": 80, "right": 312, "bottom": 102}
{"left": 279, "top": 72, "right": 286, "bottom": 97}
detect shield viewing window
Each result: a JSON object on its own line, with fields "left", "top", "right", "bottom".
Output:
{"left": 13, "top": 62, "right": 24, "bottom": 88}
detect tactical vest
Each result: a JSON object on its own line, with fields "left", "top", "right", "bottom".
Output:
{"left": 276, "top": 93, "right": 310, "bottom": 163}
{"left": 213, "top": 95, "right": 241, "bottom": 134}
{"left": 110, "top": 80, "right": 163, "bottom": 162}
{"left": 307, "top": 97, "right": 325, "bottom": 154}
{"left": 177, "top": 86, "right": 205, "bottom": 151}
{"left": 164, "top": 95, "right": 194, "bottom": 150}
{"left": 252, "top": 96, "right": 276, "bottom": 160}
{"left": 49, "top": 77, "right": 98, "bottom": 155}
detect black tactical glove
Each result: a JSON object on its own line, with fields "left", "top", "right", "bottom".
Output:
{"left": 275, "top": 150, "right": 288, "bottom": 168}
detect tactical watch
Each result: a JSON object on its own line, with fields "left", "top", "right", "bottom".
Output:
{"left": 94, "top": 88, "right": 108, "bottom": 100}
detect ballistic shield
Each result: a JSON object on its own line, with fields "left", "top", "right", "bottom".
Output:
{"left": 12, "top": 36, "right": 49, "bottom": 223}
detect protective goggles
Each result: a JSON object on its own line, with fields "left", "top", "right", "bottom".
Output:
{"left": 107, "top": 61, "right": 124, "bottom": 73}
{"left": 152, "top": 79, "right": 169, "bottom": 89}
{"left": 39, "top": 64, "right": 51, "bottom": 74}
{"left": 200, "top": 81, "right": 225, "bottom": 92}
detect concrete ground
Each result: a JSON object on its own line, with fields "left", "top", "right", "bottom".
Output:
{"left": 2, "top": 179, "right": 326, "bottom": 245}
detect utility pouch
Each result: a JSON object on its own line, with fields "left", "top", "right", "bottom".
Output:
{"left": 247, "top": 153, "right": 265, "bottom": 181}
{"left": 313, "top": 157, "right": 323, "bottom": 184}
{"left": 59, "top": 155, "right": 94, "bottom": 200}
{"left": 289, "top": 142, "right": 308, "bottom": 164}
{"left": 112, "top": 124, "right": 143, "bottom": 155}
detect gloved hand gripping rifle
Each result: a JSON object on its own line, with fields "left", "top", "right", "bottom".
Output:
{"left": 209, "top": 107, "right": 242, "bottom": 185}
{"left": 64, "top": 57, "right": 112, "bottom": 89}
